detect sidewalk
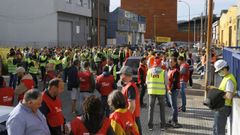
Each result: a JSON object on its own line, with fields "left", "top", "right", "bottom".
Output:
{"left": 141, "top": 79, "right": 214, "bottom": 135}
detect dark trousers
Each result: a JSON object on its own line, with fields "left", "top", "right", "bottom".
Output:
{"left": 135, "top": 117, "right": 142, "bottom": 135}
{"left": 95, "top": 62, "right": 101, "bottom": 75}
{"left": 170, "top": 89, "right": 179, "bottom": 122}
{"left": 9, "top": 73, "right": 17, "bottom": 89}
{"left": 189, "top": 71, "right": 193, "bottom": 87}
{"left": 101, "top": 96, "right": 110, "bottom": 117}
{"left": 40, "top": 66, "right": 46, "bottom": 81}
{"left": 140, "top": 83, "right": 146, "bottom": 105}
{"left": 62, "top": 67, "right": 69, "bottom": 83}
{"left": 148, "top": 95, "right": 166, "bottom": 128}
{"left": 30, "top": 73, "right": 38, "bottom": 88}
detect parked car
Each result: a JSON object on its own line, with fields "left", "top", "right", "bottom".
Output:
{"left": 0, "top": 106, "right": 14, "bottom": 135}
{"left": 124, "top": 56, "right": 143, "bottom": 82}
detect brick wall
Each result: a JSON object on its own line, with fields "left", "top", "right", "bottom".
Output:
{"left": 121, "top": 0, "right": 194, "bottom": 42}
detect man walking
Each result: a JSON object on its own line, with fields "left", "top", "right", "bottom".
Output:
{"left": 67, "top": 60, "right": 80, "bottom": 114}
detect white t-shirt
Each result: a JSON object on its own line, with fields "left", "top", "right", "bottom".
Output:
{"left": 225, "top": 80, "right": 234, "bottom": 93}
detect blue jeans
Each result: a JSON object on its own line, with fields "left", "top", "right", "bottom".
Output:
{"left": 9, "top": 73, "right": 17, "bottom": 89}
{"left": 170, "top": 89, "right": 179, "bottom": 122}
{"left": 213, "top": 106, "right": 231, "bottom": 135}
{"left": 180, "top": 82, "right": 187, "bottom": 111}
{"left": 101, "top": 96, "right": 110, "bottom": 117}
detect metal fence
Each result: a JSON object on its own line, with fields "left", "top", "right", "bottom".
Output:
{"left": 223, "top": 47, "right": 240, "bottom": 95}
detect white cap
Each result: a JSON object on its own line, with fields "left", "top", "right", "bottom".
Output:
{"left": 16, "top": 67, "right": 26, "bottom": 74}
{"left": 214, "top": 60, "right": 228, "bottom": 72}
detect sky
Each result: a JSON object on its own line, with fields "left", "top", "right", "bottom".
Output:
{"left": 110, "top": 0, "right": 238, "bottom": 21}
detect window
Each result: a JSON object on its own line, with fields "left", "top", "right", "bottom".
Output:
{"left": 88, "top": 0, "right": 91, "bottom": 9}
{"left": 78, "top": 0, "right": 83, "bottom": 6}
{"left": 66, "top": 0, "right": 71, "bottom": 4}
{"left": 86, "top": 18, "right": 89, "bottom": 26}
{"left": 76, "top": 26, "right": 80, "bottom": 34}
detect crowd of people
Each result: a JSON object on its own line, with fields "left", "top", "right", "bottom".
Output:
{"left": 0, "top": 43, "right": 235, "bottom": 135}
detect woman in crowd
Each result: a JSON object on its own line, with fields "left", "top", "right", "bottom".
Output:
{"left": 70, "top": 95, "right": 115, "bottom": 135}
{"left": 108, "top": 90, "right": 139, "bottom": 135}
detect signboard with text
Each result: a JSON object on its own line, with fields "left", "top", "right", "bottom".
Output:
{"left": 156, "top": 36, "right": 171, "bottom": 43}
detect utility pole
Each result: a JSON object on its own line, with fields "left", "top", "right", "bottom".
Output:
{"left": 200, "top": 13, "right": 203, "bottom": 51}
{"left": 194, "top": 19, "right": 196, "bottom": 44}
{"left": 204, "top": 0, "right": 213, "bottom": 98}
{"left": 204, "top": 0, "right": 208, "bottom": 47}
{"left": 98, "top": 0, "right": 100, "bottom": 47}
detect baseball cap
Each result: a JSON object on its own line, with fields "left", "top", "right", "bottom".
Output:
{"left": 117, "top": 66, "right": 133, "bottom": 76}
{"left": 16, "top": 67, "right": 26, "bottom": 74}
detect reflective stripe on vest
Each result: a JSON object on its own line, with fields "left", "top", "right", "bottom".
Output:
{"left": 113, "top": 65, "right": 117, "bottom": 80}
{"left": 179, "top": 52, "right": 185, "bottom": 58}
{"left": 218, "top": 73, "right": 237, "bottom": 106}
{"left": 147, "top": 69, "right": 166, "bottom": 95}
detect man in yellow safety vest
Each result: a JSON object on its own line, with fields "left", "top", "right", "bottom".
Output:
{"left": 146, "top": 60, "right": 168, "bottom": 131}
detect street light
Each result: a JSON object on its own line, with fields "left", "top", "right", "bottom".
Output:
{"left": 179, "top": 0, "right": 191, "bottom": 49}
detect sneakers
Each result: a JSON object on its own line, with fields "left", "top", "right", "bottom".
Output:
{"left": 178, "top": 106, "right": 186, "bottom": 112}
{"left": 148, "top": 127, "right": 153, "bottom": 131}
{"left": 149, "top": 128, "right": 153, "bottom": 131}
{"left": 172, "top": 122, "right": 182, "bottom": 128}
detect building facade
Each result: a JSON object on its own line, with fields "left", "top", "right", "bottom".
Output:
{"left": 107, "top": 8, "right": 146, "bottom": 46}
{"left": 121, "top": 0, "right": 193, "bottom": 42}
{"left": 212, "top": 21, "right": 220, "bottom": 46}
{"left": 237, "top": 1, "right": 240, "bottom": 46}
{"left": 219, "top": 6, "right": 238, "bottom": 47}
{"left": 91, "top": 0, "right": 109, "bottom": 47}
{"left": 0, "top": 0, "right": 93, "bottom": 47}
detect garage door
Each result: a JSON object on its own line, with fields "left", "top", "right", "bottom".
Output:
{"left": 58, "top": 21, "right": 72, "bottom": 47}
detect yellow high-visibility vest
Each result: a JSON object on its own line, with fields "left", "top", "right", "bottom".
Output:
{"left": 7, "top": 57, "right": 17, "bottom": 74}
{"left": 146, "top": 68, "right": 166, "bottom": 95}
{"left": 218, "top": 73, "right": 237, "bottom": 106}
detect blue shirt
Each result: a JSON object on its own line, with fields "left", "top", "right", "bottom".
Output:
{"left": 6, "top": 103, "right": 50, "bottom": 135}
